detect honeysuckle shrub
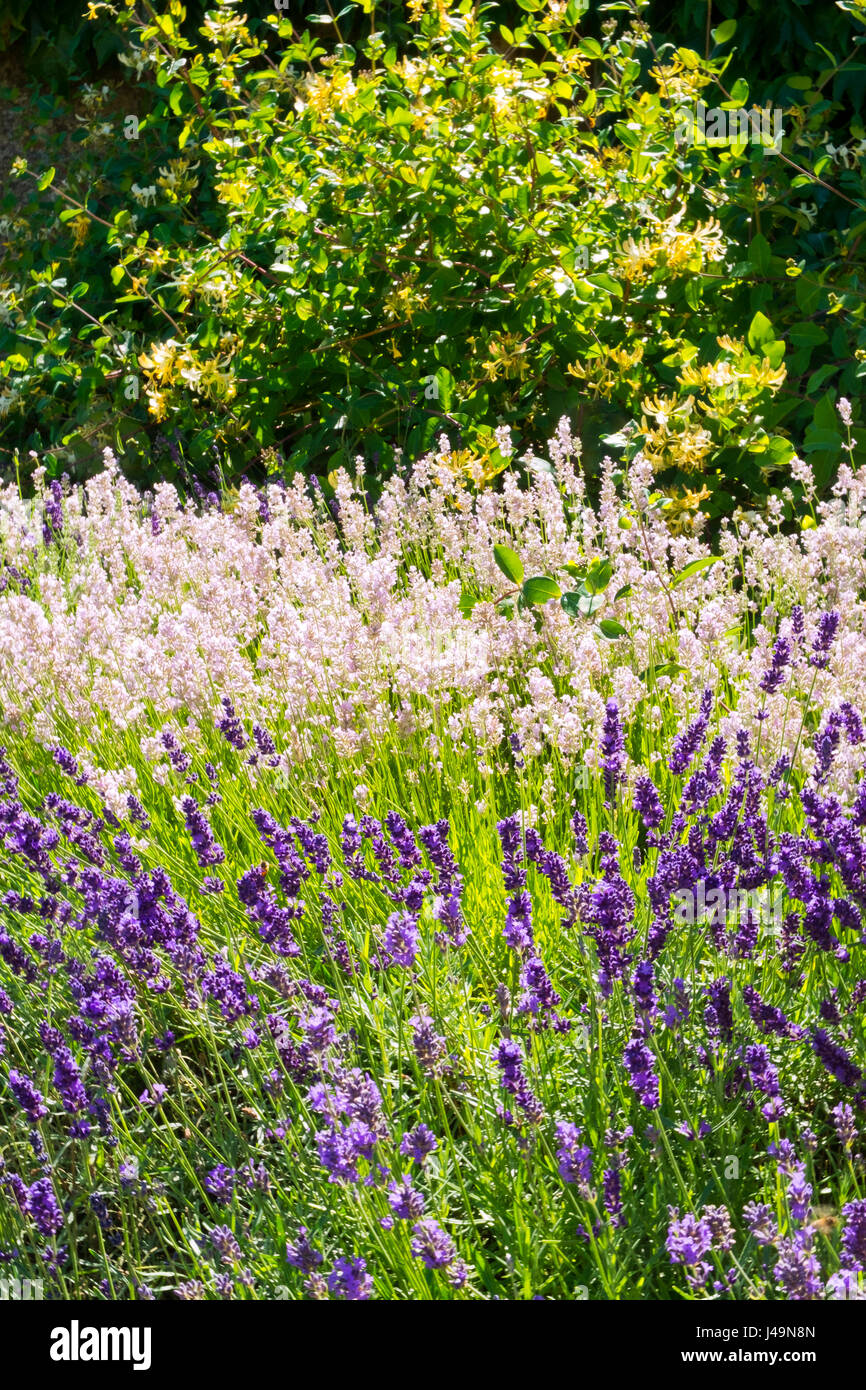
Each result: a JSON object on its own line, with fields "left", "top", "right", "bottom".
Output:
{"left": 3, "top": 0, "right": 863, "bottom": 514}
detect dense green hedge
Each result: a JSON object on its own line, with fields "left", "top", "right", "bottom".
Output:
{"left": 1, "top": 0, "right": 865, "bottom": 515}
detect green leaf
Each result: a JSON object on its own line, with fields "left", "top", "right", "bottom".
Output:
{"left": 597, "top": 619, "right": 628, "bottom": 639}
{"left": 671, "top": 557, "right": 723, "bottom": 586}
{"left": 493, "top": 544, "right": 524, "bottom": 585}
{"left": 458, "top": 589, "right": 479, "bottom": 617}
{"left": 747, "top": 311, "right": 774, "bottom": 350}
{"left": 712, "top": 18, "right": 737, "bottom": 44}
{"left": 37, "top": 167, "right": 55, "bottom": 192}
{"left": 641, "top": 661, "right": 687, "bottom": 681}
{"left": 433, "top": 366, "right": 454, "bottom": 412}
{"left": 729, "top": 78, "right": 749, "bottom": 106}
{"left": 788, "top": 321, "right": 827, "bottom": 348}
{"left": 586, "top": 273, "right": 623, "bottom": 298}
{"left": 795, "top": 277, "right": 822, "bottom": 315}
{"left": 578, "top": 592, "right": 605, "bottom": 617}
{"left": 766, "top": 436, "right": 794, "bottom": 464}
{"left": 522, "top": 576, "right": 561, "bottom": 605}
{"left": 584, "top": 558, "right": 613, "bottom": 594}
{"left": 749, "top": 234, "right": 772, "bottom": 275}
{"left": 560, "top": 591, "right": 582, "bottom": 619}
{"left": 614, "top": 584, "right": 632, "bottom": 601}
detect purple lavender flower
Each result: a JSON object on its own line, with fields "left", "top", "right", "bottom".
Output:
{"left": 503, "top": 888, "right": 533, "bottom": 953}
{"left": 704, "top": 977, "right": 734, "bottom": 1046}
{"left": 328, "top": 1256, "right": 373, "bottom": 1300}
{"left": 840, "top": 1199, "right": 866, "bottom": 1271}
{"left": 409, "top": 1015, "right": 449, "bottom": 1075}
{"left": 126, "top": 794, "right": 151, "bottom": 830}
{"left": 812, "top": 702, "right": 864, "bottom": 785}
{"left": 400, "top": 1124, "right": 438, "bottom": 1166}
{"left": 742, "top": 986, "right": 800, "bottom": 1039}
{"left": 204, "top": 1166, "right": 236, "bottom": 1205}
{"left": 208, "top": 1225, "right": 242, "bottom": 1266}
{"left": 160, "top": 729, "right": 192, "bottom": 776}
{"left": 703, "top": 1204, "right": 735, "bottom": 1252}
{"left": 812, "top": 1028, "right": 862, "bottom": 1090}
{"left": 236, "top": 865, "right": 300, "bottom": 959}
{"left": 509, "top": 732, "right": 525, "bottom": 770}
{"left": 433, "top": 887, "right": 468, "bottom": 949}
{"left": 42, "top": 480, "right": 64, "bottom": 544}
{"left": 633, "top": 773, "right": 664, "bottom": 830}
{"left": 809, "top": 611, "right": 840, "bottom": 670}
{"left": 494, "top": 1038, "right": 544, "bottom": 1124}
{"left": 252, "top": 723, "right": 277, "bottom": 757}
{"left": 8, "top": 1069, "right": 47, "bottom": 1121}
{"left": 743, "top": 1201, "right": 777, "bottom": 1246}
{"left": 666, "top": 1208, "right": 712, "bottom": 1290}
{"left": 524, "top": 829, "right": 579, "bottom": 931}
{"left": 631, "top": 959, "right": 656, "bottom": 1015}
{"left": 383, "top": 911, "right": 419, "bottom": 968}
{"left": 583, "top": 844, "right": 636, "bottom": 995}
{"left": 202, "top": 958, "right": 258, "bottom": 1022}
{"left": 316, "top": 1120, "right": 380, "bottom": 1186}
{"left": 745, "top": 1044, "right": 786, "bottom": 1121}
{"left": 787, "top": 1163, "right": 812, "bottom": 1221}
{"left": 571, "top": 809, "right": 589, "bottom": 856}
{"left": 623, "top": 1033, "right": 660, "bottom": 1109}
{"left": 554, "top": 1122, "right": 593, "bottom": 1193}
{"left": 50, "top": 1046, "right": 88, "bottom": 1114}
{"left": 181, "top": 797, "right": 225, "bottom": 868}
{"left": 25, "top": 1178, "right": 63, "bottom": 1237}
{"left": 417, "top": 820, "right": 460, "bottom": 897}
{"left": 832, "top": 1102, "right": 858, "bottom": 1151}
{"left": 668, "top": 689, "right": 713, "bottom": 776}
{"left": 388, "top": 1176, "right": 426, "bottom": 1220}
{"left": 602, "top": 1168, "right": 623, "bottom": 1226}
{"left": 217, "top": 697, "right": 248, "bottom": 749}
{"left": 50, "top": 746, "right": 88, "bottom": 785}
{"left": 819, "top": 990, "right": 841, "bottom": 1026}
{"left": 384, "top": 811, "right": 422, "bottom": 869}
{"left": 517, "top": 954, "right": 568, "bottom": 1032}
{"left": 600, "top": 699, "right": 625, "bottom": 803}
{"left": 301, "top": 1007, "right": 337, "bottom": 1053}
{"left": 773, "top": 1230, "right": 822, "bottom": 1299}
{"left": 759, "top": 636, "right": 791, "bottom": 695}
{"left": 175, "top": 1280, "right": 205, "bottom": 1300}
{"left": 497, "top": 814, "right": 526, "bottom": 891}
{"left": 285, "top": 1228, "right": 323, "bottom": 1274}
{"left": 662, "top": 978, "right": 690, "bottom": 1031}
{"left": 734, "top": 909, "right": 759, "bottom": 960}
{"left": 410, "top": 1218, "right": 456, "bottom": 1270}
{"left": 139, "top": 1083, "right": 167, "bottom": 1107}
